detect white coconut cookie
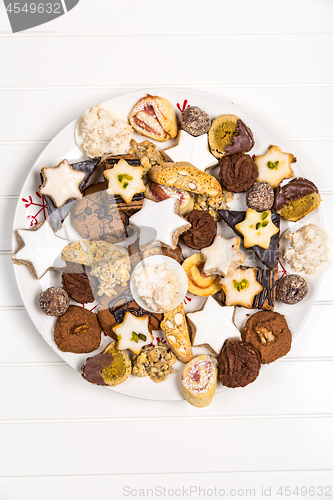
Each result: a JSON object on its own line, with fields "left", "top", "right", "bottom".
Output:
{"left": 201, "top": 235, "right": 245, "bottom": 278}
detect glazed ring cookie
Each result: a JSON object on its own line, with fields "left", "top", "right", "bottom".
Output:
{"left": 182, "top": 253, "right": 221, "bottom": 296}
{"left": 148, "top": 161, "right": 222, "bottom": 197}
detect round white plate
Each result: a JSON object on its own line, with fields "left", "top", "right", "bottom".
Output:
{"left": 12, "top": 88, "right": 323, "bottom": 401}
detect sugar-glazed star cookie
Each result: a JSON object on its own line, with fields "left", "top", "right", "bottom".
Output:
{"left": 39, "top": 159, "right": 86, "bottom": 208}
{"left": 129, "top": 198, "right": 190, "bottom": 249}
{"left": 201, "top": 235, "right": 245, "bottom": 278}
{"left": 12, "top": 221, "right": 67, "bottom": 279}
{"left": 235, "top": 209, "right": 279, "bottom": 250}
{"left": 186, "top": 296, "right": 240, "bottom": 355}
{"left": 254, "top": 145, "right": 296, "bottom": 188}
{"left": 164, "top": 130, "right": 217, "bottom": 171}
{"left": 220, "top": 268, "right": 263, "bottom": 309}
{"left": 113, "top": 312, "right": 154, "bottom": 355}
{"left": 103, "top": 158, "right": 145, "bottom": 204}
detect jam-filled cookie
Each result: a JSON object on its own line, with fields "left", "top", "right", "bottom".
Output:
{"left": 129, "top": 95, "right": 178, "bottom": 141}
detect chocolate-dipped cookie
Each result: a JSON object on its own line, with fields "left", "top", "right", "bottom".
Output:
{"left": 219, "top": 153, "right": 258, "bottom": 193}
{"left": 82, "top": 341, "right": 131, "bottom": 386}
{"left": 274, "top": 177, "right": 321, "bottom": 222}
{"left": 217, "top": 339, "right": 261, "bottom": 388}
{"left": 242, "top": 311, "right": 292, "bottom": 364}
{"left": 208, "top": 114, "right": 254, "bottom": 159}
{"left": 181, "top": 210, "right": 217, "bottom": 250}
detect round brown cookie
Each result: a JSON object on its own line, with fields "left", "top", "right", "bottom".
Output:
{"left": 54, "top": 305, "right": 102, "bottom": 353}
{"left": 242, "top": 311, "right": 292, "bottom": 364}
{"left": 180, "top": 106, "right": 211, "bottom": 137}
{"left": 62, "top": 262, "right": 97, "bottom": 304}
{"left": 276, "top": 274, "right": 308, "bottom": 305}
{"left": 217, "top": 338, "right": 261, "bottom": 388}
{"left": 181, "top": 210, "right": 217, "bottom": 250}
{"left": 219, "top": 153, "right": 258, "bottom": 193}
{"left": 71, "top": 186, "right": 129, "bottom": 243}
{"left": 97, "top": 289, "right": 163, "bottom": 340}
{"left": 39, "top": 287, "right": 70, "bottom": 316}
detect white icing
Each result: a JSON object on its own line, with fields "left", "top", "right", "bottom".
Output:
{"left": 104, "top": 159, "right": 145, "bottom": 204}
{"left": 201, "top": 235, "right": 245, "bottom": 277}
{"left": 14, "top": 221, "right": 67, "bottom": 279}
{"left": 165, "top": 131, "right": 217, "bottom": 171}
{"left": 186, "top": 296, "right": 240, "bottom": 355}
{"left": 255, "top": 145, "right": 294, "bottom": 187}
{"left": 129, "top": 198, "right": 189, "bottom": 248}
{"left": 235, "top": 209, "right": 279, "bottom": 249}
{"left": 220, "top": 268, "right": 263, "bottom": 309}
{"left": 114, "top": 313, "right": 153, "bottom": 354}
{"left": 40, "top": 159, "right": 85, "bottom": 207}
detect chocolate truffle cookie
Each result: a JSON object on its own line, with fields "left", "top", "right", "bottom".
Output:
{"left": 97, "top": 288, "right": 162, "bottom": 340}
{"left": 208, "top": 114, "right": 254, "bottom": 159}
{"left": 274, "top": 177, "right": 321, "bottom": 222}
{"left": 62, "top": 263, "right": 97, "bottom": 304}
{"left": 276, "top": 274, "right": 308, "bottom": 305}
{"left": 217, "top": 339, "right": 261, "bottom": 388}
{"left": 219, "top": 153, "right": 258, "bottom": 193}
{"left": 39, "top": 287, "right": 70, "bottom": 316}
{"left": 242, "top": 311, "right": 292, "bottom": 364}
{"left": 180, "top": 106, "right": 211, "bottom": 137}
{"left": 181, "top": 210, "right": 217, "bottom": 250}
{"left": 246, "top": 182, "right": 274, "bottom": 211}
{"left": 54, "top": 305, "right": 102, "bottom": 353}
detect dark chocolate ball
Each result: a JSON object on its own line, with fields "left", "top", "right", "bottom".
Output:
{"left": 38, "top": 287, "right": 70, "bottom": 316}
{"left": 246, "top": 182, "right": 274, "bottom": 211}
{"left": 276, "top": 274, "right": 308, "bottom": 305}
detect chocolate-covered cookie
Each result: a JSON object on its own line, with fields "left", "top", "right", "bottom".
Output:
{"left": 242, "top": 311, "right": 292, "bottom": 364}
{"left": 62, "top": 263, "right": 97, "bottom": 304}
{"left": 82, "top": 341, "right": 131, "bottom": 386}
{"left": 219, "top": 153, "right": 258, "bottom": 193}
{"left": 97, "top": 288, "right": 163, "bottom": 340}
{"left": 181, "top": 210, "right": 217, "bottom": 250}
{"left": 274, "top": 177, "right": 321, "bottom": 222}
{"left": 54, "top": 305, "right": 102, "bottom": 353}
{"left": 208, "top": 114, "right": 254, "bottom": 159}
{"left": 217, "top": 338, "right": 261, "bottom": 388}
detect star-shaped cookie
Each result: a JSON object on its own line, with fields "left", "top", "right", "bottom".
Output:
{"left": 254, "top": 145, "right": 296, "bottom": 188}
{"left": 113, "top": 312, "right": 154, "bottom": 355}
{"left": 129, "top": 198, "right": 190, "bottom": 249}
{"left": 12, "top": 221, "right": 67, "bottom": 279}
{"left": 39, "top": 159, "right": 86, "bottom": 207}
{"left": 103, "top": 159, "right": 145, "bottom": 204}
{"left": 235, "top": 208, "right": 279, "bottom": 250}
{"left": 164, "top": 130, "right": 217, "bottom": 171}
{"left": 186, "top": 296, "right": 240, "bottom": 355}
{"left": 201, "top": 235, "right": 245, "bottom": 278}
{"left": 220, "top": 268, "right": 263, "bottom": 309}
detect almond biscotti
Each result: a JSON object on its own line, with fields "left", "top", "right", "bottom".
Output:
{"left": 160, "top": 303, "right": 193, "bottom": 363}
{"left": 148, "top": 161, "right": 222, "bottom": 197}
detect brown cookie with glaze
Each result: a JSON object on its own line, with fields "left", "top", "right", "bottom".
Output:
{"left": 97, "top": 288, "right": 162, "bottom": 340}
{"left": 54, "top": 305, "right": 102, "bottom": 353}
{"left": 62, "top": 263, "right": 97, "bottom": 304}
{"left": 242, "top": 311, "right": 292, "bottom": 364}
{"left": 274, "top": 177, "right": 321, "bottom": 222}
{"left": 217, "top": 338, "right": 261, "bottom": 388}
{"left": 219, "top": 153, "right": 258, "bottom": 193}
{"left": 181, "top": 210, "right": 217, "bottom": 250}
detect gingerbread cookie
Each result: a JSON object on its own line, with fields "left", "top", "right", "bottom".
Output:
{"left": 235, "top": 209, "right": 279, "bottom": 250}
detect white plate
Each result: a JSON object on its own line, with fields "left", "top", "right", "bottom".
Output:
{"left": 12, "top": 88, "right": 323, "bottom": 401}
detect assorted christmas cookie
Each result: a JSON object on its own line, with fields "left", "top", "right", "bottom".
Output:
{"left": 246, "top": 182, "right": 274, "bottom": 212}
{"left": 219, "top": 153, "right": 258, "bottom": 193}
{"left": 62, "top": 263, "right": 96, "bottom": 304}
{"left": 276, "top": 274, "right": 308, "bottom": 305}
{"left": 38, "top": 287, "right": 70, "bottom": 317}
{"left": 186, "top": 296, "right": 240, "bottom": 356}
{"left": 208, "top": 114, "right": 254, "bottom": 159}
{"left": 145, "top": 181, "right": 194, "bottom": 216}
{"left": 219, "top": 209, "right": 280, "bottom": 268}
{"left": 252, "top": 265, "right": 279, "bottom": 311}
{"left": 180, "top": 106, "right": 211, "bottom": 137}
{"left": 220, "top": 268, "right": 263, "bottom": 309}
{"left": 217, "top": 339, "right": 261, "bottom": 388}
{"left": 54, "top": 305, "right": 102, "bottom": 354}
{"left": 164, "top": 130, "right": 217, "bottom": 171}
{"left": 113, "top": 312, "right": 154, "bottom": 355}
{"left": 242, "top": 311, "right": 292, "bottom": 364}
{"left": 181, "top": 210, "right": 217, "bottom": 250}
{"left": 39, "top": 159, "right": 86, "bottom": 208}
{"left": 129, "top": 95, "right": 178, "bottom": 141}
{"left": 148, "top": 161, "right": 222, "bottom": 197}
{"left": 160, "top": 303, "right": 193, "bottom": 363}
{"left": 140, "top": 241, "right": 184, "bottom": 264}
{"left": 274, "top": 177, "right": 321, "bottom": 222}
{"left": 129, "top": 198, "right": 190, "bottom": 249}
{"left": 181, "top": 355, "right": 218, "bottom": 408}
{"left": 201, "top": 235, "right": 245, "bottom": 278}
{"left": 82, "top": 341, "right": 131, "bottom": 386}
{"left": 132, "top": 342, "right": 176, "bottom": 383}
{"left": 12, "top": 221, "right": 67, "bottom": 279}
{"left": 182, "top": 252, "right": 221, "bottom": 296}
{"left": 128, "top": 139, "right": 165, "bottom": 177}
{"left": 254, "top": 145, "right": 296, "bottom": 188}
{"left": 103, "top": 159, "right": 145, "bottom": 204}
{"left": 193, "top": 191, "right": 233, "bottom": 221}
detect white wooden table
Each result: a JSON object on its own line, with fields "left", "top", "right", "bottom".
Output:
{"left": 1, "top": 1, "right": 332, "bottom": 498}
